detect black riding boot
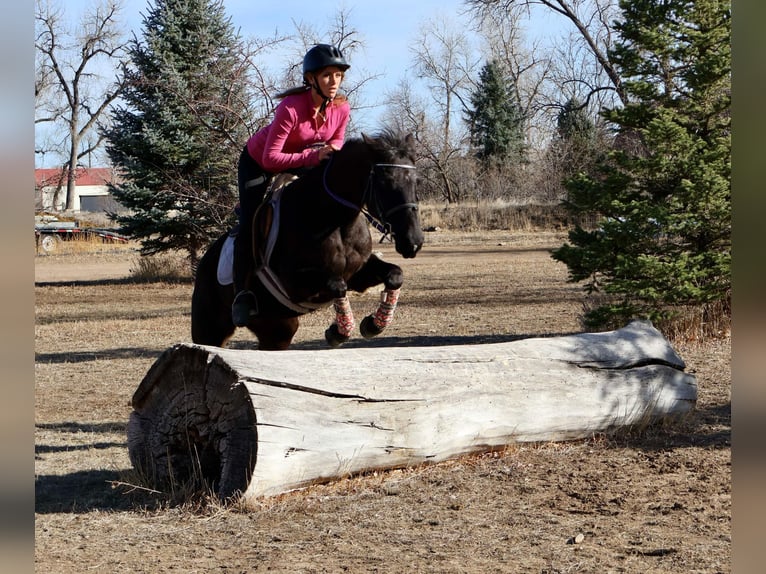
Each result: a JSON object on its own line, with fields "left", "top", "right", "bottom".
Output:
{"left": 233, "top": 148, "right": 269, "bottom": 327}
{"left": 231, "top": 230, "right": 258, "bottom": 327}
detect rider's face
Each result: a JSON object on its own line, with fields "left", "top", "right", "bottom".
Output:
{"left": 312, "top": 66, "right": 344, "bottom": 99}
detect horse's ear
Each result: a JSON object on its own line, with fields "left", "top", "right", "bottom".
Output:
{"left": 362, "top": 132, "right": 375, "bottom": 145}
{"left": 405, "top": 133, "right": 415, "bottom": 148}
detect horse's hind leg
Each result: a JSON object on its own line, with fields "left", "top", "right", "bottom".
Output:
{"left": 250, "top": 317, "right": 299, "bottom": 350}
{"left": 192, "top": 287, "right": 236, "bottom": 347}
{"left": 191, "top": 240, "right": 236, "bottom": 347}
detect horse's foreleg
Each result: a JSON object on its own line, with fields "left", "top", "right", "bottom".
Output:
{"left": 347, "top": 255, "right": 405, "bottom": 339}
{"left": 360, "top": 287, "right": 401, "bottom": 338}
{"left": 332, "top": 295, "right": 356, "bottom": 337}
{"left": 361, "top": 287, "right": 401, "bottom": 337}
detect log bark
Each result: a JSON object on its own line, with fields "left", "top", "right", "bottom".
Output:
{"left": 127, "top": 320, "right": 697, "bottom": 500}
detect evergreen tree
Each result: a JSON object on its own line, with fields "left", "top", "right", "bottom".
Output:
{"left": 557, "top": 98, "right": 594, "bottom": 142}
{"left": 553, "top": 97, "right": 600, "bottom": 177}
{"left": 551, "top": 0, "right": 731, "bottom": 336}
{"left": 465, "top": 59, "right": 525, "bottom": 164}
{"left": 104, "top": 0, "right": 252, "bottom": 272}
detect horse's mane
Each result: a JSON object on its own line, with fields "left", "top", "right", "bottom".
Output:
{"left": 342, "top": 129, "right": 414, "bottom": 162}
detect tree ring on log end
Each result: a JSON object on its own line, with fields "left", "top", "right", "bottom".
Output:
{"left": 127, "top": 345, "right": 257, "bottom": 499}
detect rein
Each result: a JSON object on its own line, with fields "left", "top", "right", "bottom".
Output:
{"left": 321, "top": 156, "right": 418, "bottom": 239}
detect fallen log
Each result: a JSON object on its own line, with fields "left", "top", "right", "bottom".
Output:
{"left": 127, "top": 320, "right": 697, "bottom": 500}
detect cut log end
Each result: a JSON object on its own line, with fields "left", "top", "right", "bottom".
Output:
{"left": 127, "top": 320, "right": 697, "bottom": 501}
{"left": 128, "top": 346, "right": 258, "bottom": 498}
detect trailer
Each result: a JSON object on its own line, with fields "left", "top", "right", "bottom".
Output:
{"left": 35, "top": 218, "right": 130, "bottom": 254}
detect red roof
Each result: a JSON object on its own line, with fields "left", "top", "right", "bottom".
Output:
{"left": 35, "top": 167, "right": 115, "bottom": 187}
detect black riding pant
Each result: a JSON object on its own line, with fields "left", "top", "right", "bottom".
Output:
{"left": 234, "top": 145, "right": 271, "bottom": 293}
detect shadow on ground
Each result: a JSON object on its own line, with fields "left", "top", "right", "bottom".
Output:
{"left": 35, "top": 420, "right": 157, "bottom": 514}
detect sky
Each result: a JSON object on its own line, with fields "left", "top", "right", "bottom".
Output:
{"left": 216, "top": 0, "right": 479, "bottom": 128}
{"left": 37, "top": 0, "right": 561, "bottom": 167}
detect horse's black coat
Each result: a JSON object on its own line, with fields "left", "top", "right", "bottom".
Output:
{"left": 191, "top": 131, "right": 424, "bottom": 350}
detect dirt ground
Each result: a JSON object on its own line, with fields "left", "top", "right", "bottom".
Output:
{"left": 34, "top": 230, "right": 730, "bottom": 573}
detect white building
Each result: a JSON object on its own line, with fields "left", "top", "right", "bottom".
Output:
{"left": 35, "top": 167, "right": 125, "bottom": 213}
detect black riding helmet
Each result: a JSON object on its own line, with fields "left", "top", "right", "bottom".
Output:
{"left": 303, "top": 44, "right": 350, "bottom": 113}
{"left": 302, "top": 44, "right": 350, "bottom": 75}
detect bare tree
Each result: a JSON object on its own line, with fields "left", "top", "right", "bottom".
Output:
{"left": 467, "top": 0, "right": 626, "bottom": 107}
{"left": 35, "top": 7, "right": 60, "bottom": 136}
{"left": 410, "top": 16, "right": 477, "bottom": 147}
{"left": 472, "top": 3, "right": 553, "bottom": 148}
{"left": 35, "top": 0, "right": 128, "bottom": 211}
{"left": 406, "top": 15, "right": 480, "bottom": 203}
{"left": 35, "top": 2, "right": 67, "bottom": 175}
{"left": 381, "top": 79, "right": 429, "bottom": 140}
{"left": 464, "top": 0, "right": 621, "bottom": 204}
{"left": 382, "top": 79, "right": 463, "bottom": 203}
{"left": 262, "top": 8, "right": 380, "bottom": 135}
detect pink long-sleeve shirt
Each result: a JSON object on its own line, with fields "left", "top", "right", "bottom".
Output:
{"left": 246, "top": 89, "right": 351, "bottom": 172}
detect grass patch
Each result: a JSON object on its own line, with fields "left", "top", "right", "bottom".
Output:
{"left": 418, "top": 201, "right": 594, "bottom": 232}
{"left": 129, "top": 253, "right": 192, "bottom": 283}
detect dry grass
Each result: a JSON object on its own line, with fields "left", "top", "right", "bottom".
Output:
{"left": 34, "top": 232, "right": 730, "bottom": 573}
{"left": 657, "top": 298, "right": 732, "bottom": 343}
{"left": 127, "top": 252, "right": 191, "bottom": 283}
{"left": 579, "top": 290, "right": 732, "bottom": 346}
{"left": 417, "top": 201, "right": 591, "bottom": 232}
{"left": 35, "top": 232, "right": 136, "bottom": 256}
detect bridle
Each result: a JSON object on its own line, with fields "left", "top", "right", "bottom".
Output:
{"left": 322, "top": 156, "right": 418, "bottom": 239}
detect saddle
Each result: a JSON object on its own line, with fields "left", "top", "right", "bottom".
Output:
{"left": 251, "top": 173, "right": 297, "bottom": 276}
{"left": 217, "top": 173, "right": 296, "bottom": 286}
{"left": 218, "top": 173, "right": 327, "bottom": 314}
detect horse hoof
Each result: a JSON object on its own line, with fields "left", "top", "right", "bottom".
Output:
{"left": 325, "top": 324, "right": 350, "bottom": 348}
{"left": 360, "top": 315, "right": 384, "bottom": 339}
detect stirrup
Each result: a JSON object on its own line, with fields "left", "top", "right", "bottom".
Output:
{"left": 232, "top": 290, "right": 258, "bottom": 327}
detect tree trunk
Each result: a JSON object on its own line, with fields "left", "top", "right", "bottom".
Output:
{"left": 65, "top": 138, "right": 79, "bottom": 212}
{"left": 127, "top": 320, "right": 697, "bottom": 501}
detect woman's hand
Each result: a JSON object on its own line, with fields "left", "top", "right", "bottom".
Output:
{"left": 316, "top": 144, "right": 339, "bottom": 162}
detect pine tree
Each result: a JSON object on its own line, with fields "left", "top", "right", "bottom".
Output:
{"left": 551, "top": 0, "right": 731, "bottom": 337}
{"left": 465, "top": 59, "right": 526, "bottom": 164}
{"left": 104, "top": 0, "right": 252, "bottom": 272}
{"left": 553, "top": 97, "right": 600, "bottom": 177}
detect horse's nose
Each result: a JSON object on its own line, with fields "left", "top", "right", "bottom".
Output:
{"left": 399, "top": 241, "right": 422, "bottom": 259}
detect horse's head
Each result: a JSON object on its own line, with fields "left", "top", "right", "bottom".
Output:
{"left": 361, "top": 131, "right": 424, "bottom": 258}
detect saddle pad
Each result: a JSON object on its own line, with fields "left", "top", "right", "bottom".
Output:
{"left": 216, "top": 235, "right": 235, "bottom": 286}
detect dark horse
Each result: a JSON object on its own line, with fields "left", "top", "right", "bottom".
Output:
{"left": 191, "top": 130, "right": 424, "bottom": 350}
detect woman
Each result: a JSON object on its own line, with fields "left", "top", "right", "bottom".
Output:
{"left": 232, "top": 44, "right": 351, "bottom": 327}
